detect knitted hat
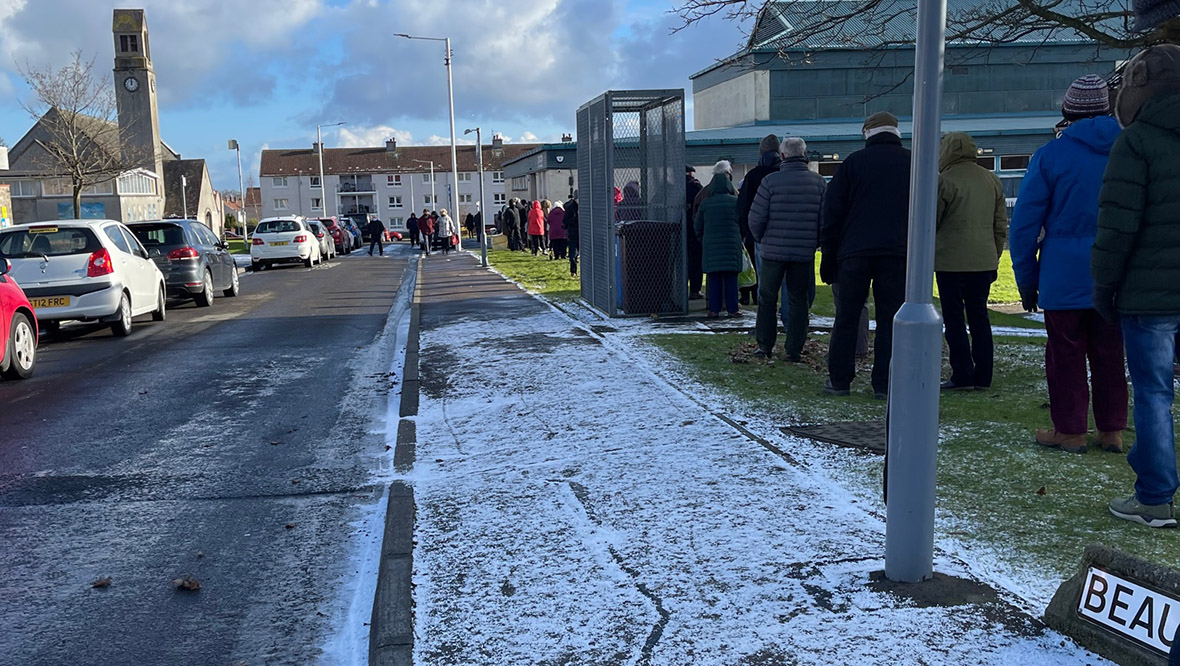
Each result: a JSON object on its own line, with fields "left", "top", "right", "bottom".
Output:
{"left": 686, "top": 164, "right": 695, "bottom": 174}
{"left": 758, "top": 134, "right": 781, "bottom": 155}
{"left": 862, "top": 111, "right": 899, "bottom": 132}
{"left": 1062, "top": 74, "right": 1111, "bottom": 120}
{"left": 1133, "top": 0, "right": 1180, "bottom": 31}
{"left": 1115, "top": 44, "right": 1180, "bottom": 127}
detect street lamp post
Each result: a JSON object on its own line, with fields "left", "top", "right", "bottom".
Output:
{"left": 228, "top": 139, "right": 245, "bottom": 243}
{"left": 464, "top": 127, "right": 487, "bottom": 267}
{"left": 412, "top": 159, "right": 436, "bottom": 211}
{"left": 885, "top": 0, "right": 949, "bottom": 583}
{"left": 395, "top": 33, "right": 459, "bottom": 245}
{"left": 318, "top": 121, "right": 346, "bottom": 220}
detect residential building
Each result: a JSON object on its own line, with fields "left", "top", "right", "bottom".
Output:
{"left": 501, "top": 136, "right": 577, "bottom": 203}
{"left": 258, "top": 136, "right": 537, "bottom": 228}
{"left": 163, "top": 160, "right": 225, "bottom": 235}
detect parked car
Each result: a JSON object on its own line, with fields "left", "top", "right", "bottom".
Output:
{"left": 250, "top": 217, "right": 321, "bottom": 270}
{"left": 306, "top": 220, "right": 336, "bottom": 262}
{"left": 339, "top": 218, "right": 363, "bottom": 250}
{"left": 345, "top": 213, "right": 373, "bottom": 243}
{"left": 0, "top": 220, "right": 166, "bottom": 337}
{"left": 128, "top": 219, "right": 239, "bottom": 308}
{"left": 318, "top": 217, "right": 350, "bottom": 255}
{"left": 0, "top": 256, "right": 37, "bottom": 379}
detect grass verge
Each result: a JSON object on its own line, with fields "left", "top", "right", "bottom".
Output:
{"left": 487, "top": 247, "right": 580, "bottom": 301}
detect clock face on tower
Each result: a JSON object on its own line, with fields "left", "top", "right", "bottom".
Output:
{"left": 123, "top": 76, "right": 139, "bottom": 92}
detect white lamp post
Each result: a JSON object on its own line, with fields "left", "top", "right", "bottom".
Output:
{"left": 464, "top": 127, "right": 487, "bottom": 267}
{"left": 227, "top": 139, "right": 245, "bottom": 243}
{"left": 318, "top": 121, "right": 346, "bottom": 219}
{"left": 395, "top": 33, "right": 459, "bottom": 232}
{"left": 412, "top": 159, "right": 436, "bottom": 211}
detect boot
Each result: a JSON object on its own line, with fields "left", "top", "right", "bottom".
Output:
{"left": 1035, "top": 428, "right": 1087, "bottom": 454}
{"left": 1098, "top": 431, "right": 1124, "bottom": 453}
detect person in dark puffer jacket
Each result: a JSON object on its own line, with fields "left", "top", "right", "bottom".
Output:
{"left": 694, "top": 161, "right": 744, "bottom": 318}
{"left": 1093, "top": 44, "right": 1180, "bottom": 529}
{"left": 748, "top": 137, "right": 826, "bottom": 361}
{"left": 820, "top": 111, "right": 911, "bottom": 399}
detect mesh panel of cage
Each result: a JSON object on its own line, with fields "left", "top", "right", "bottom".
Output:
{"left": 575, "top": 90, "right": 686, "bottom": 317}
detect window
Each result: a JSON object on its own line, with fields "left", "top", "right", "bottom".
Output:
{"left": 103, "top": 226, "right": 133, "bottom": 255}
{"left": 121, "top": 227, "right": 149, "bottom": 257}
{"left": 459, "top": 194, "right": 472, "bottom": 204}
{"left": 274, "top": 198, "right": 290, "bottom": 210}
{"left": 118, "top": 171, "right": 157, "bottom": 195}
{"left": 272, "top": 176, "right": 288, "bottom": 187}
{"left": 392, "top": 217, "right": 404, "bottom": 226}
{"left": 511, "top": 176, "right": 527, "bottom": 191}
{"left": 458, "top": 172, "right": 471, "bottom": 182}
{"left": 389, "top": 196, "right": 403, "bottom": 208}
{"left": 41, "top": 178, "right": 70, "bottom": 197}
{"left": 492, "top": 171, "right": 504, "bottom": 184}
{"left": 387, "top": 174, "right": 402, "bottom": 186}
{"left": 2, "top": 180, "right": 37, "bottom": 197}
{"left": 311, "top": 198, "right": 322, "bottom": 210}
{"left": 999, "top": 155, "right": 1031, "bottom": 171}
{"left": 119, "top": 34, "right": 139, "bottom": 53}
{"left": 976, "top": 156, "right": 996, "bottom": 170}
{"left": 494, "top": 193, "right": 506, "bottom": 205}
{"left": 422, "top": 173, "right": 434, "bottom": 183}
{"left": 423, "top": 194, "right": 437, "bottom": 206}
{"left": 310, "top": 176, "right": 321, "bottom": 188}
{"left": 818, "top": 162, "right": 843, "bottom": 178}
{"left": 0, "top": 227, "right": 101, "bottom": 258}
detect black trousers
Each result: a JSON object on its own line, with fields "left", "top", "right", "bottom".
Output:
{"left": 936, "top": 270, "right": 996, "bottom": 388}
{"left": 551, "top": 238, "right": 568, "bottom": 259}
{"left": 369, "top": 238, "right": 383, "bottom": 255}
{"left": 756, "top": 259, "right": 814, "bottom": 359}
{"left": 569, "top": 241, "right": 580, "bottom": 275}
{"left": 686, "top": 227, "right": 704, "bottom": 294}
{"left": 828, "top": 255, "right": 906, "bottom": 394}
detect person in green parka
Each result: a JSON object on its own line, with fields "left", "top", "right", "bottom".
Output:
{"left": 694, "top": 160, "right": 744, "bottom": 318}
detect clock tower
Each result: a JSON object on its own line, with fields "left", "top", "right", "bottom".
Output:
{"left": 113, "top": 9, "right": 162, "bottom": 178}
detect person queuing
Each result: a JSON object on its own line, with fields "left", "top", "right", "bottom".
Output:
{"left": 504, "top": 199, "right": 523, "bottom": 251}
{"left": 417, "top": 208, "right": 435, "bottom": 256}
{"left": 367, "top": 217, "right": 387, "bottom": 256}
{"left": 1092, "top": 45, "right": 1180, "bottom": 528}
{"left": 540, "top": 200, "right": 553, "bottom": 254}
{"left": 748, "top": 137, "right": 826, "bottom": 362}
{"left": 694, "top": 161, "right": 744, "bottom": 318}
{"left": 438, "top": 208, "right": 460, "bottom": 255}
{"left": 548, "top": 200, "right": 567, "bottom": 260}
{"left": 685, "top": 165, "right": 705, "bottom": 300}
{"left": 1010, "top": 75, "right": 1127, "bottom": 455}
{"left": 934, "top": 132, "right": 1009, "bottom": 391}
{"left": 564, "top": 192, "right": 580, "bottom": 277}
{"left": 406, "top": 212, "right": 420, "bottom": 247}
{"left": 820, "top": 111, "right": 911, "bottom": 400}
{"left": 464, "top": 213, "right": 476, "bottom": 239}
{"left": 527, "top": 200, "right": 546, "bottom": 255}
{"left": 736, "top": 134, "right": 783, "bottom": 306}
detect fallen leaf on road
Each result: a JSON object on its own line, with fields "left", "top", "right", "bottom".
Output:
{"left": 291, "top": 479, "right": 301, "bottom": 485}
{"left": 1036, "top": 486, "right": 1046, "bottom": 496}
{"left": 385, "top": 445, "right": 392, "bottom": 451}
{"left": 285, "top": 523, "right": 297, "bottom": 530}
{"left": 90, "top": 577, "right": 112, "bottom": 588}
{"left": 139, "top": 390, "right": 148, "bottom": 395}
{"left": 172, "top": 576, "right": 201, "bottom": 592}
{"left": 196, "top": 551, "right": 204, "bottom": 558}
{"left": 269, "top": 441, "right": 281, "bottom": 446}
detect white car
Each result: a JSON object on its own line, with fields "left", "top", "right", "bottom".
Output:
{"left": 0, "top": 219, "right": 167, "bottom": 337}
{"left": 306, "top": 220, "right": 336, "bottom": 262}
{"left": 250, "top": 217, "right": 322, "bottom": 270}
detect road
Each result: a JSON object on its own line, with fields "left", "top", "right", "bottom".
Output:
{"left": 0, "top": 248, "right": 414, "bottom": 666}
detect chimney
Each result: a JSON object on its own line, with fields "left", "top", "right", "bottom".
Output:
{"left": 312, "top": 141, "right": 322, "bottom": 153}
{"left": 385, "top": 137, "right": 397, "bottom": 152}
{"left": 561, "top": 133, "right": 573, "bottom": 143}
{"left": 492, "top": 134, "right": 503, "bottom": 149}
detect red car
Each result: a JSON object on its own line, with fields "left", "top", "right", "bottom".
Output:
{"left": 315, "top": 217, "right": 351, "bottom": 255}
{"left": 0, "top": 256, "right": 37, "bottom": 380}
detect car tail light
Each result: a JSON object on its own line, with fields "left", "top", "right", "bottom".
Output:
{"left": 252, "top": 238, "right": 266, "bottom": 245}
{"left": 87, "top": 248, "right": 114, "bottom": 277}
{"left": 316, "top": 232, "right": 324, "bottom": 238}
{"left": 167, "top": 246, "right": 199, "bottom": 260}
{"left": 293, "top": 234, "right": 307, "bottom": 243}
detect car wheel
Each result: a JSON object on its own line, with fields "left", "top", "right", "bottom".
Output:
{"left": 224, "top": 268, "right": 240, "bottom": 297}
{"left": 151, "top": 285, "right": 166, "bottom": 321}
{"left": 251, "top": 260, "right": 262, "bottom": 272}
{"left": 304, "top": 254, "right": 314, "bottom": 268}
{"left": 42, "top": 321, "right": 60, "bottom": 336}
{"left": 2, "top": 312, "right": 36, "bottom": 380}
{"left": 194, "top": 270, "right": 214, "bottom": 307}
{"left": 111, "top": 292, "right": 133, "bottom": 337}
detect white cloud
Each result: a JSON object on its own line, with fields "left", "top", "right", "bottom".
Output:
{"left": 519, "top": 131, "right": 539, "bottom": 142}
{"left": 337, "top": 125, "right": 414, "bottom": 148}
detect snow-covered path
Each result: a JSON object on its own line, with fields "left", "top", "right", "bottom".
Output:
{"left": 406, "top": 264, "right": 1100, "bottom": 665}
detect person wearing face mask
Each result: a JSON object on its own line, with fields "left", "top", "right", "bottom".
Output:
{"left": 819, "top": 111, "right": 911, "bottom": 400}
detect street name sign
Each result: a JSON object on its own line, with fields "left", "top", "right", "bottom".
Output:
{"left": 1078, "top": 566, "right": 1180, "bottom": 655}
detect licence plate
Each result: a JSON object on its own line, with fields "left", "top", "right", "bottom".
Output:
{"left": 271, "top": 241, "right": 289, "bottom": 246}
{"left": 29, "top": 296, "right": 72, "bottom": 309}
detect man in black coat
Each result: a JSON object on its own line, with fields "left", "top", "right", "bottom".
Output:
{"left": 564, "top": 194, "right": 580, "bottom": 277}
{"left": 367, "top": 217, "right": 387, "bottom": 256}
{"left": 685, "top": 165, "right": 704, "bottom": 299}
{"left": 820, "top": 111, "right": 911, "bottom": 399}
{"left": 736, "top": 134, "right": 783, "bottom": 305}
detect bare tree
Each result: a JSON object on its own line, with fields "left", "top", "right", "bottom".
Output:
{"left": 18, "top": 51, "right": 150, "bottom": 219}
{"left": 674, "top": 1, "right": 1180, "bottom": 50}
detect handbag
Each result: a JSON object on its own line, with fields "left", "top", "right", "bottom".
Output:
{"left": 451, "top": 234, "right": 460, "bottom": 247}
{"left": 738, "top": 247, "right": 757, "bottom": 288}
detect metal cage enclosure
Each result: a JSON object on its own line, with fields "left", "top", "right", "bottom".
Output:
{"left": 576, "top": 90, "right": 687, "bottom": 317}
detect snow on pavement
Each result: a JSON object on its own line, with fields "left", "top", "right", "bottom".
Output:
{"left": 406, "top": 296, "right": 1101, "bottom": 664}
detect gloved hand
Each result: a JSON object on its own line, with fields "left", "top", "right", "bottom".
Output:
{"left": 1017, "top": 284, "right": 1038, "bottom": 313}
{"left": 819, "top": 252, "right": 838, "bottom": 285}
{"left": 1093, "top": 284, "right": 1119, "bottom": 324}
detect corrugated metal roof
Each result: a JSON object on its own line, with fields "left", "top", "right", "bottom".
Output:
{"left": 259, "top": 143, "right": 539, "bottom": 177}
{"left": 687, "top": 113, "right": 1060, "bottom": 143}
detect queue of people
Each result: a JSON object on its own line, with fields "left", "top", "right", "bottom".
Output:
{"left": 405, "top": 208, "right": 461, "bottom": 257}
{"left": 498, "top": 194, "right": 581, "bottom": 276}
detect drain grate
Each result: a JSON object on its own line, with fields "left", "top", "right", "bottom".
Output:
{"left": 785, "top": 421, "right": 887, "bottom": 454}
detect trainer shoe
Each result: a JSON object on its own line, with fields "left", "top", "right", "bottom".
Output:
{"left": 940, "top": 380, "right": 974, "bottom": 391}
{"left": 1035, "top": 428, "right": 1087, "bottom": 454}
{"left": 1109, "top": 495, "right": 1177, "bottom": 528}
{"left": 1098, "top": 431, "right": 1124, "bottom": 453}
{"left": 823, "top": 379, "right": 850, "bottom": 397}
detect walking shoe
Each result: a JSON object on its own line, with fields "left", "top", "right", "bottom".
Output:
{"left": 1098, "top": 431, "right": 1124, "bottom": 453}
{"left": 823, "top": 379, "right": 850, "bottom": 397}
{"left": 1109, "top": 495, "right": 1177, "bottom": 528}
{"left": 689, "top": 292, "right": 704, "bottom": 301}
{"left": 1035, "top": 428, "right": 1087, "bottom": 454}
{"left": 753, "top": 348, "right": 769, "bottom": 359}
{"left": 940, "top": 380, "right": 974, "bottom": 391}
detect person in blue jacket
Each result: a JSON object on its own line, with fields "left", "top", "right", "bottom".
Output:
{"left": 1009, "top": 74, "right": 1128, "bottom": 454}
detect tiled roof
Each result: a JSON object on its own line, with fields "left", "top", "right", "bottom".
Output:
{"left": 162, "top": 159, "right": 206, "bottom": 217}
{"left": 245, "top": 187, "right": 261, "bottom": 207}
{"left": 259, "top": 143, "right": 539, "bottom": 177}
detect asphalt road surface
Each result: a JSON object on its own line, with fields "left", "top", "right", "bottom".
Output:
{"left": 0, "top": 248, "right": 413, "bottom": 666}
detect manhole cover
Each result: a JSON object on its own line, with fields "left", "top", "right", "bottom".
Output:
{"left": 786, "top": 421, "right": 886, "bottom": 454}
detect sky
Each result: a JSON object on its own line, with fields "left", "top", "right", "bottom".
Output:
{"left": 0, "top": 0, "right": 751, "bottom": 191}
